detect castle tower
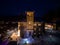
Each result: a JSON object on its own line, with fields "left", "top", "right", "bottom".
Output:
{"left": 26, "top": 11, "right": 34, "bottom": 30}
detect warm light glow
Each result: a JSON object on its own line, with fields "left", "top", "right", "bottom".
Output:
{"left": 18, "top": 22, "right": 20, "bottom": 37}
{"left": 34, "top": 23, "right": 37, "bottom": 26}
{"left": 17, "top": 30, "right": 20, "bottom": 37}
{"left": 48, "top": 25, "right": 52, "bottom": 28}
{"left": 18, "top": 22, "right": 20, "bottom": 26}
{"left": 29, "top": 21, "right": 31, "bottom": 24}
{"left": 10, "top": 32, "right": 18, "bottom": 41}
{"left": 26, "top": 12, "right": 34, "bottom": 16}
{"left": 45, "top": 24, "right": 53, "bottom": 30}
{"left": 45, "top": 27, "right": 48, "bottom": 29}
{"left": 38, "top": 23, "right": 41, "bottom": 26}
{"left": 26, "top": 11, "right": 34, "bottom": 30}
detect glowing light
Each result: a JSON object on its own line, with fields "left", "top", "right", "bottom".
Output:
{"left": 17, "top": 30, "right": 20, "bottom": 37}
{"left": 34, "top": 23, "right": 37, "bottom": 26}
{"left": 18, "top": 22, "right": 20, "bottom": 26}
{"left": 29, "top": 22, "right": 31, "bottom": 24}
{"left": 26, "top": 40, "right": 29, "bottom": 44}
{"left": 26, "top": 12, "right": 34, "bottom": 16}
{"left": 45, "top": 27, "right": 48, "bottom": 29}
{"left": 38, "top": 23, "right": 41, "bottom": 26}
{"left": 48, "top": 25, "right": 52, "bottom": 28}
{"left": 23, "top": 38, "right": 30, "bottom": 44}
{"left": 10, "top": 32, "right": 18, "bottom": 41}
{"left": 24, "top": 38, "right": 28, "bottom": 41}
{"left": 45, "top": 24, "right": 53, "bottom": 30}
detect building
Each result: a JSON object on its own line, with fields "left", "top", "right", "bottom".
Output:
{"left": 18, "top": 11, "right": 56, "bottom": 38}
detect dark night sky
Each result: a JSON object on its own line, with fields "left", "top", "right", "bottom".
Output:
{"left": 0, "top": 0, "right": 60, "bottom": 17}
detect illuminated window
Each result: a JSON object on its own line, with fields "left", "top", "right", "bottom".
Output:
{"left": 28, "top": 21, "right": 31, "bottom": 24}
{"left": 38, "top": 23, "right": 41, "bottom": 26}
{"left": 34, "top": 23, "right": 37, "bottom": 26}
{"left": 45, "top": 26, "right": 48, "bottom": 29}
{"left": 45, "top": 24, "right": 53, "bottom": 30}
